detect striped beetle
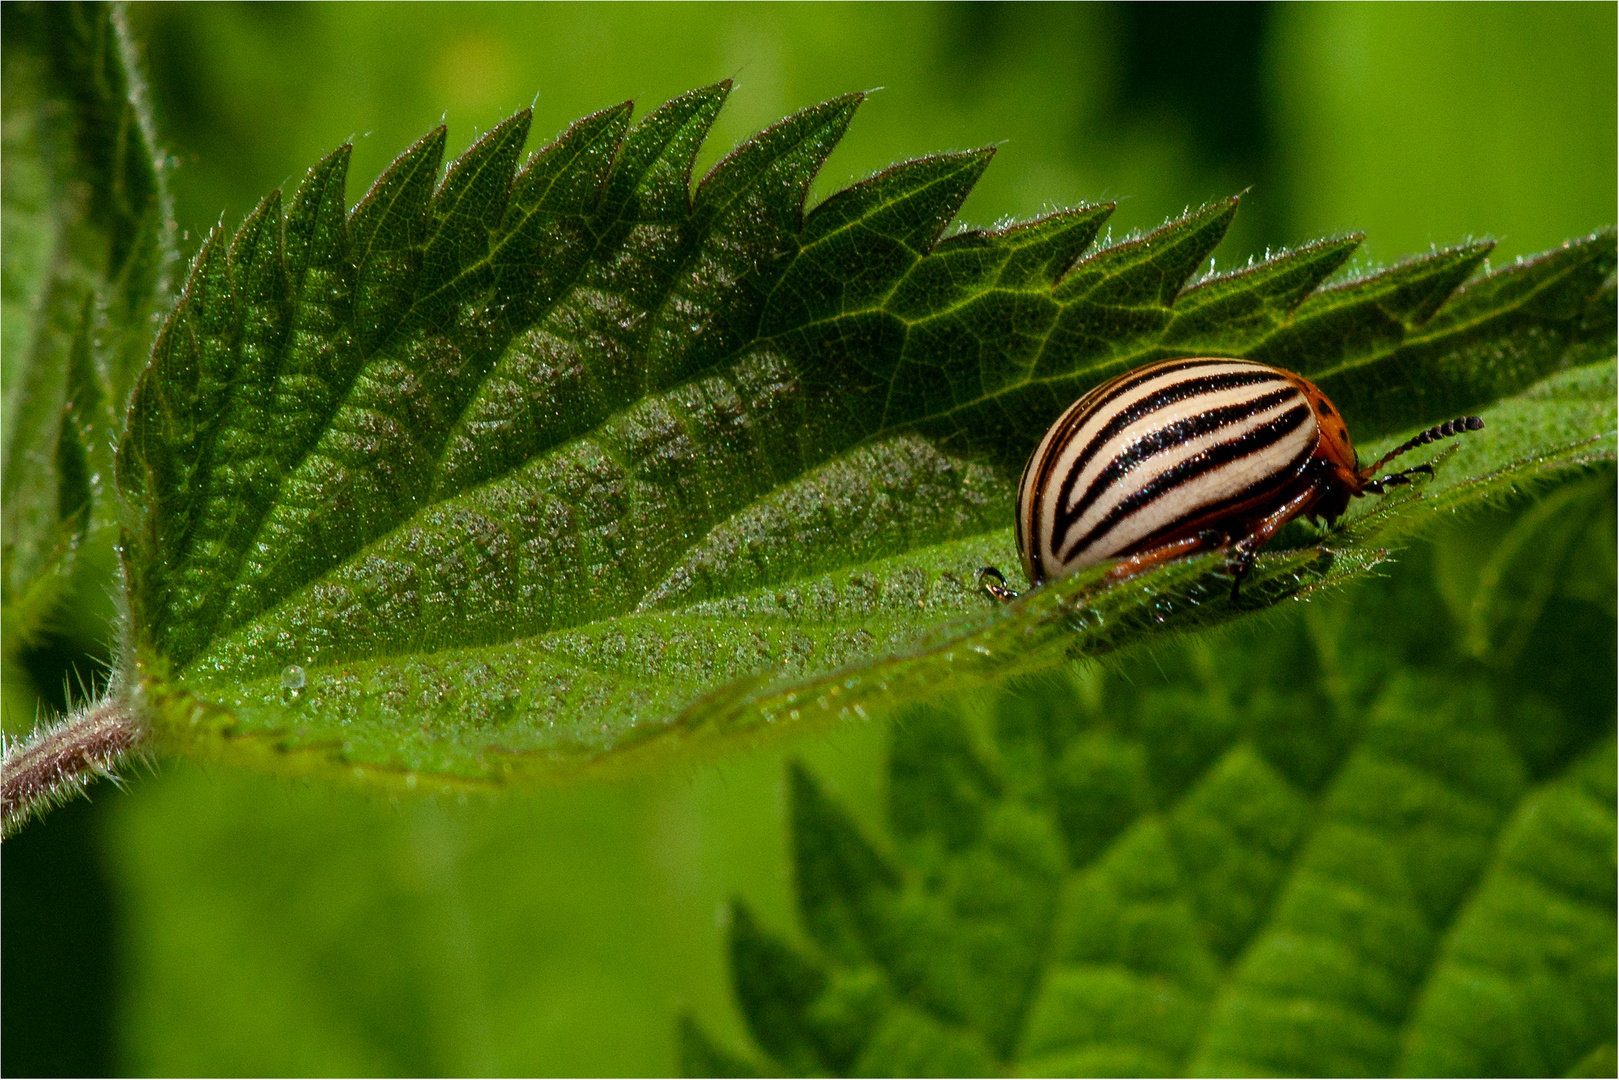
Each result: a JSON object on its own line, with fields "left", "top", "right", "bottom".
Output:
{"left": 980, "top": 357, "right": 1484, "bottom": 601}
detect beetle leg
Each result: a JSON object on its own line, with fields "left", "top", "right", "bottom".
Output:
{"left": 1362, "top": 462, "right": 1434, "bottom": 495}
{"left": 1105, "top": 530, "right": 1227, "bottom": 582}
{"left": 1227, "top": 485, "right": 1321, "bottom": 600}
{"left": 977, "top": 565, "right": 1020, "bottom": 603}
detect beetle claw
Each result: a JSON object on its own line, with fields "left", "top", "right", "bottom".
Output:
{"left": 977, "top": 565, "right": 1020, "bottom": 603}
{"left": 1227, "top": 548, "right": 1256, "bottom": 601}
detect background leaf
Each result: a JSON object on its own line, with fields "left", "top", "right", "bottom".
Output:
{"left": 691, "top": 483, "right": 1617, "bottom": 1076}
{"left": 1, "top": 0, "right": 175, "bottom": 731}
{"left": 117, "top": 89, "right": 1614, "bottom": 789}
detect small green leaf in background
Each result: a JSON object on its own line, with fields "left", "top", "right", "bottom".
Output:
{"left": 689, "top": 485, "right": 1617, "bottom": 1076}
{"left": 2, "top": 1, "right": 175, "bottom": 730}
{"left": 113, "top": 80, "right": 1615, "bottom": 791}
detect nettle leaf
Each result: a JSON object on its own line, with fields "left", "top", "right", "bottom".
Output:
{"left": 691, "top": 496, "right": 1616, "bottom": 1076}
{"left": 1, "top": 1, "right": 175, "bottom": 727}
{"left": 115, "top": 85, "right": 1615, "bottom": 787}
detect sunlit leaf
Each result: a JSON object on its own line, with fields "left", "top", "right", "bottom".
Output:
{"left": 115, "top": 86, "right": 1615, "bottom": 787}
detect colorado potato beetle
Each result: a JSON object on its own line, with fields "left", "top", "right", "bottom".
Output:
{"left": 980, "top": 357, "right": 1484, "bottom": 601}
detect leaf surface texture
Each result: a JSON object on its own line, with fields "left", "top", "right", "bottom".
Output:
{"left": 116, "top": 87, "right": 1617, "bottom": 784}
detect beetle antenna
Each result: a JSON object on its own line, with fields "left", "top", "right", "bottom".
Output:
{"left": 1361, "top": 415, "right": 1485, "bottom": 479}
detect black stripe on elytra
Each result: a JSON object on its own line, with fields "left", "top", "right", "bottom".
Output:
{"left": 1015, "top": 447, "right": 1032, "bottom": 568}
{"left": 1058, "top": 404, "right": 1312, "bottom": 563}
{"left": 1029, "top": 360, "right": 1239, "bottom": 510}
{"left": 1049, "top": 358, "right": 1243, "bottom": 452}
{"left": 1027, "top": 358, "right": 1267, "bottom": 569}
{"left": 1051, "top": 385, "right": 1299, "bottom": 553}
{"left": 1120, "top": 440, "right": 1318, "bottom": 557}
{"left": 1029, "top": 359, "right": 1269, "bottom": 573}
{"left": 1046, "top": 375, "right": 1294, "bottom": 554}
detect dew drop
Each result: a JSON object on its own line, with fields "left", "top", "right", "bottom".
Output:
{"left": 280, "top": 664, "right": 307, "bottom": 691}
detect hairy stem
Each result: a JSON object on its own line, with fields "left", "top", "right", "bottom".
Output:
{"left": 2, "top": 697, "right": 144, "bottom": 838}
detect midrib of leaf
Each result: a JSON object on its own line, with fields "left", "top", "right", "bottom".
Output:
{"left": 1396, "top": 737, "right": 1617, "bottom": 1075}
{"left": 118, "top": 85, "right": 1616, "bottom": 786}
{"left": 1151, "top": 735, "right": 1600, "bottom": 1076}
{"left": 1186, "top": 729, "right": 1614, "bottom": 1076}
{"left": 581, "top": 357, "right": 1612, "bottom": 775}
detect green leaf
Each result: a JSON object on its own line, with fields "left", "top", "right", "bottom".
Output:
{"left": 1388, "top": 738, "right": 1615, "bottom": 1077}
{"left": 677, "top": 1013, "right": 761, "bottom": 1079}
{"left": 728, "top": 899, "right": 837, "bottom": 1074}
{"left": 695, "top": 492, "right": 1616, "bottom": 1076}
{"left": 1, "top": 1, "right": 175, "bottom": 728}
{"left": 115, "top": 86, "right": 1614, "bottom": 787}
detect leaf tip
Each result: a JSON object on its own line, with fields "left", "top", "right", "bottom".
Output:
{"left": 301, "top": 142, "right": 354, "bottom": 192}
{"left": 490, "top": 106, "right": 534, "bottom": 140}
{"left": 250, "top": 187, "right": 284, "bottom": 220}
{"left": 943, "top": 144, "right": 997, "bottom": 194}
{"left": 728, "top": 894, "right": 756, "bottom": 933}
{"left": 669, "top": 78, "right": 733, "bottom": 115}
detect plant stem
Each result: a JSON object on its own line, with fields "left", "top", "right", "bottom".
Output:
{"left": 1, "top": 697, "right": 143, "bottom": 838}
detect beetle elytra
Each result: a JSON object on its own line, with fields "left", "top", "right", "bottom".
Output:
{"left": 981, "top": 357, "right": 1484, "bottom": 601}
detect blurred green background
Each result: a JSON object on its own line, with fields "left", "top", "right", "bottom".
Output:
{"left": 4, "top": 2, "right": 1614, "bottom": 1074}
